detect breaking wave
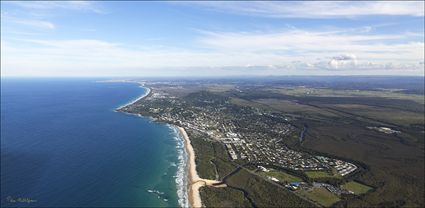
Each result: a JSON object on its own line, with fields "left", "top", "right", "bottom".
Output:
{"left": 169, "top": 125, "right": 189, "bottom": 208}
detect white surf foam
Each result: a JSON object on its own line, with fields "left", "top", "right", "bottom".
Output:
{"left": 169, "top": 125, "right": 189, "bottom": 208}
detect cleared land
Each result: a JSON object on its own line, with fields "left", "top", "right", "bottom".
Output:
{"left": 255, "top": 99, "right": 339, "bottom": 117}
{"left": 305, "top": 170, "right": 339, "bottom": 179}
{"left": 298, "top": 187, "right": 341, "bottom": 207}
{"left": 259, "top": 170, "right": 303, "bottom": 182}
{"left": 342, "top": 181, "right": 373, "bottom": 195}
{"left": 327, "top": 104, "right": 424, "bottom": 127}
{"left": 206, "top": 84, "right": 236, "bottom": 92}
{"left": 268, "top": 87, "right": 425, "bottom": 104}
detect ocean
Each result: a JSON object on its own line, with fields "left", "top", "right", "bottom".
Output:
{"left": 1, "top": 78, "right": 187, "bottom": 207}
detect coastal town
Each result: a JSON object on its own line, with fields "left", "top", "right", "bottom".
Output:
{"left": 115, "top": 78, "right": 423, "bottom": 208}
{"left": 119, "top": 86, "right": 358, "bottom": 177}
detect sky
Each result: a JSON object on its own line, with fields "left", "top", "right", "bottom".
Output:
{"left": 1, "top": 1, "right": 424, "bottom": 77}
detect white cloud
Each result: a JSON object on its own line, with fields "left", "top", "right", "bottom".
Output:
{"left": 328, "top": 54, "right": 358, "bottom": 69}
{"left": 0, "top": 1, "right": 105, "bottom": 32}
{"left": 1, "top": 13, "right": 55, "bottom": 30}
{"left": 24, "top": 39, "right": 116, "bottom": 48}
{"left": 1, "top": 26, "right": 424, "bottom": 76}
{"left": 2, "top": 2, "right": 423, "bottom": 77}
{"left": 185, "top": 1, "right": 424, "bottom": 18}
{"left": 1, "top": 1, "right": 106, "bottom": 35}
{"left": 2, "top": 34, "right": 424, "bottom": 77}
{"left": 198, "top": 29, "right": 424, "bottom": 63}
{"left": 11, "top": 19, "right": 55, "bottom": 30}
{"left": 5, "top": 1, "right": 105, "bottom": 14}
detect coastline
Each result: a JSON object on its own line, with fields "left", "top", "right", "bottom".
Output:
{"left": 111, "top": 81, "right": 224, "bottom": 207}
{"left": 116, "top": 86, "right": 151, "bottom": 110}
{"left": 178, "top": 127, "right": 203, "bottom": 208}
{"left": 177, "top": 127, "right": 225, "bottom": 208}
{"left": 111, "top": 83, "right": 190, "bottom": 207}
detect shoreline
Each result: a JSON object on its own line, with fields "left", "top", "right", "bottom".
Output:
{"left": 177, "top": 127, "right": 225, "bottom": 208}
{"left": 178, "top": 127, "right": 203, "bottom": 208}
{"left": 116, "top": 87, "right": 151, "bottom": 110}
{"left": 111, "top": 80, "right": 224, "bottom": 207}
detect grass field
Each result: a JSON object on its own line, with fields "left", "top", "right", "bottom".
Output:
{"left": 328, "top": 104, "right": 424, "bottom": 126}
{"left": 255, "top": 99, "right": 339, "bottom": 117}
{"left": 207, "top": 84, "right": 236, "bottom": 92}
{"left": 230, "top": 97, "right": 339, "bottom": 119}
{"left": 342, "top": 181, "right": 373, "bottom": 195}
{"left": 260, "top": 170, "right": 303, "bottom": 183}
{"left": 298, "top": 187, "right": 340, "bottom": 207}
{"left": 305, "top": 170, "right": 339, "bottom": 179}
{"left": 269, "top": 87, "right": 425, "bottom": 104}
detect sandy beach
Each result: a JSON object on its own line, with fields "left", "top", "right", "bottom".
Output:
{"left": 116, "top": 87, "right": 151, "bottom": 110}
{"left": 112, "top": 80, "right": 224, "bottom": 207}
{"left": 178, "top": 127, "right": 225, "bottom": 208}
{"left": 105, "top": 80, "right": 226, "bottom": 207}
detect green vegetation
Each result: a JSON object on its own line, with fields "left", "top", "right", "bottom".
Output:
{"left": 269, "top": 87, "right": 425, "bottom": 104}
{"left": 129, "top": 79, "right": 424, "bottom": 207}
{"left": 199, "top": 186, "right": 252, "bottom": 207}
{"left": 213, "top": 158, "right": 236, "bottom": 180}
{"left": 255, "top": 98, "right": 339, "bottom": 118}
{"left": 305, "top": 170, "right": 339, "bottom": 179}
{"left": 236, "top": 85, "right": 424, "bottom": 206}
{"left": 328, "top": 104, "right": 425, "bottom": 127}
{"left": 230, "top": 97, "right": 273, "bottom": 111}
{"left": 189, "top": 127, "right": 313, "bottom": 207}
{"left": 206, "top": 84, "right": 236, "bottom": 92}
{"left": 259, "top": 170, "right": 303, "bottom": 183}
{"left": 189, "top": 130, "right": 237, "bottom": 180}
{"left": 298, "top": 187, "right": 340, "bottom": 207}
{"left": 226, "top": 168, "right": 315, "bottom": 207}
{"left": 188, "top": 131, "right": 217, "bottom": 179}
{"left": 342, "top": 181, "right": 373, "bottom": 195}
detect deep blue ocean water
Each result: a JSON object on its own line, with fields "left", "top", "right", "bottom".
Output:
{"left": 1, "top": 78, "right": 183, "bottom": 207}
